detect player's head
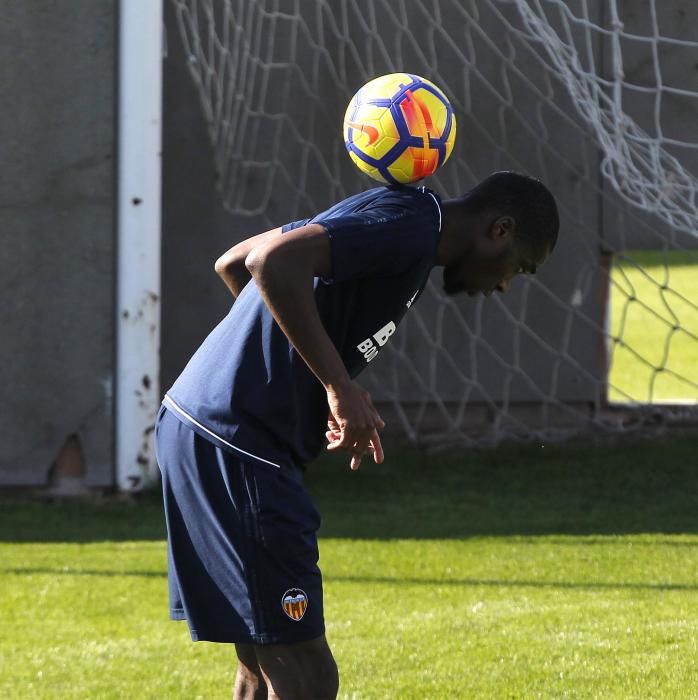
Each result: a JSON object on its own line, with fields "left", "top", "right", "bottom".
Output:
{"left": 440, "top": 171, "right": 559, "bottom": 297}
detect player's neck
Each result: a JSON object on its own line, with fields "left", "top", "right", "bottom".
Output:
{"left": 435, "top": 199, "right": 481, "bottom": 266}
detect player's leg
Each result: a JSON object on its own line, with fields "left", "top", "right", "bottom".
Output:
{"left": 254, "top": 634, "right": 338, "bottom": 700}
{"left": 233, "top": 644, "right": 267, "bottom": 700}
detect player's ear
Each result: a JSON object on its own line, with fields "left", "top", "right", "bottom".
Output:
{"left": 492, "top": 215, "right": 515, "bottom": 240}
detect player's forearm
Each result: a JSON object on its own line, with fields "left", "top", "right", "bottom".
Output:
{"left": 245, "top": 249, "right": 351, "bottom": 390}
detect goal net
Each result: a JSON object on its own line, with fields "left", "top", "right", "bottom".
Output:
{"left": 169, "top": 0, "right": 698, "bottom": 446}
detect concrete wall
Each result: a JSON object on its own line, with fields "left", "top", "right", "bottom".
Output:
{"left": 0, "top": 1, "right": 116, "bottom": 486}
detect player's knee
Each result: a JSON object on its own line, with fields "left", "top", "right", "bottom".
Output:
{"left": 284, "top": 660, "right": 338, "bottom": 700}
{"left": 290, "top": 646, "right": 338, "bottom": 700}
{"left": 258, "top": 642, "right": 339, "bottom": 700}
{"left": 270, "top": 661, "right": 338, "bottom": 700}
{"left": 306, "top": 650, "right": 339, "bottom": 700}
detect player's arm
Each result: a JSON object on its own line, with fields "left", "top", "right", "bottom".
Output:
{"left": 214, "top": 227, "right": 283, "bottom": 298}
{"left": 244, "top": 224, "right": 384, "bottom": 470}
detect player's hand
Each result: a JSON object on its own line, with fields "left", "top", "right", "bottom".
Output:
{"left": 325, "top": 382, "right": 385, "bottom": 470}
{"left": 325, "top": 413, "right": 384, "bottom": 470}
{"left": 326, "top": 413, "right": 383, "bottom": 466}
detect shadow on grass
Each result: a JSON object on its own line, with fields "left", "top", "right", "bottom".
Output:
{"left": 2, "top": 567, "right": 697, "bottom": 593}
{"left": 0, "top": 488, "right": 167, "bottom": 543}
{"left": 308, "top": 435, "right": 698, "bottom": 539}
{"left": 0, "top": 435, "right": 696, "bottom": 542}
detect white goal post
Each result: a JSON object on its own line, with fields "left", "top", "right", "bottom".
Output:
{"left": 116, "top": 0, "right": 163, "bottom": 490}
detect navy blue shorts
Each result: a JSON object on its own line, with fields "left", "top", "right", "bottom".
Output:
{"left": 154, "top": 405, "right": 325, "bottom": 644}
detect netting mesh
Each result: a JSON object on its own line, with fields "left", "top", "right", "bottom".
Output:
{"left": 170, "top": 0, "right": 698, "bottom": 445}
{"left": 516, "top": 0, "right": 698, "bottom": 237}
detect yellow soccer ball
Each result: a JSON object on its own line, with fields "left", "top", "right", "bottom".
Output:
{"left": 343, "top": 72, "right": 457, "bottom": 185}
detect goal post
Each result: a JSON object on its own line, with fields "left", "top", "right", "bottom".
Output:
{"left": 116, "top": 0, "right": 163, "bottom": 490}
{"left": 168, "top": 0, "right": 697, "bottom": 446}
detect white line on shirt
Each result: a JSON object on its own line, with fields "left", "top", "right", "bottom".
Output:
{"left": 162, "top": 394, "right": 282, "bottom": 469}
{"left": 420, "top": 186, "right": 442, "bottom": 232}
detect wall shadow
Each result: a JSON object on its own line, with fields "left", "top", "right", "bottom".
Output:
{"left": 0, "top": 436, "right": 696, "bottom": 542}
{"left": 307, "top": 436, "right": 698, "bottom": 539}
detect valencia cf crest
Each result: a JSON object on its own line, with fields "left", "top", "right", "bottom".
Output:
{"left": 281, "top": 588, "right": 308, "bottom": 621}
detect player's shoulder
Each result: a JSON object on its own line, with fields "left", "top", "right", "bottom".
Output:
{"left": 376, "top": 184, "right": 441, "bottom": 217}
{"left": 338, "top": 184, "right": 440, "bottom": 216}
{"left": 376, "top": 185, "right": 442, "bottom": 232}
{"left": 375, "top": 183, "right": 439, "bottom": 203}
{"left": 309, "top": 184, "right": 442, "bottom": 236}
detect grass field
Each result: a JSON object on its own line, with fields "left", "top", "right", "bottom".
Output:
{"left": 609, "top": 250, "right": 698, "bottom": 403}
{"left": 1, "top": 437, "right": 697, "bottom": 699}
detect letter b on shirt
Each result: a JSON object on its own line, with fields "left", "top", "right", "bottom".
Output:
{"left": 373, "top": 321, "right": 396, "bottom": 347}
{"left": 357, "top": 321, "right": 396, "bottom": 363}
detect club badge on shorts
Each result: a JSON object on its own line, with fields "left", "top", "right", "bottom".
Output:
{"left": 281, "top": 588, "right": 308, "bottom": 621}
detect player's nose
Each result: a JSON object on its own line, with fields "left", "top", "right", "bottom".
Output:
{"left": 496, "top": 279, "right": 511, "bottom": 293}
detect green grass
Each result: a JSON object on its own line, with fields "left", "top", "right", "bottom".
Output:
{"left": 609, "top": 250, "right": 698, "bottom": 403}
{"left": 2, "top": 438, "right": 698, "bottom": 699}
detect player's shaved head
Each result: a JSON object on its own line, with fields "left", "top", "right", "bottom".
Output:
{"left": 464, "top": 171, "right": 559, "bottom": 255}
{"left": 437, "top": 171, "right": 560, "bottom": 297}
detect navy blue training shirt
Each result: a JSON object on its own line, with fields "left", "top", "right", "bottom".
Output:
{"left": 165, "top": 185, "right": 442, "bottom": 468}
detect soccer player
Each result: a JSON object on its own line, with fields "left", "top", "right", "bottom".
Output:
{"left": 155, "top": 171, "right": 559, "bottom": 699}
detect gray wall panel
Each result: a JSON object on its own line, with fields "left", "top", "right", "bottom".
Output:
{"left": 0, "top": 1, "right": 116, "bottom": 486}
{"left": 600, "top": 0, "right": 698, "bottom": 252}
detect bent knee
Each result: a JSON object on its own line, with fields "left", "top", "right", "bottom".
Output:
{"left": 277, "top": 654, "right": 338, "bottom": 700}
{"left": 257, "top": 639, "right": 339, "bottom": 700}
{"left": 307, "top": 652, "right": 339, "bottom": 699}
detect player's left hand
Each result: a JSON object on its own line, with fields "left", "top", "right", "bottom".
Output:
{"left": 326, "top": 413, "right": 384, "bottom": 470}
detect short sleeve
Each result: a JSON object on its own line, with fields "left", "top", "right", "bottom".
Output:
{"left": 312, "top": 197, "right": 440, "bottom": 282}
{"left": 281, "top": 218, "right": 312, "bottom": 233}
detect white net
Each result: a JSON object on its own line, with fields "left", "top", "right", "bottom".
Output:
{"left": 516, "top": 0, "right": 698, "bottom": 238}
{"left": 170, "top": 0, "right": 698, "bottom": 446}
